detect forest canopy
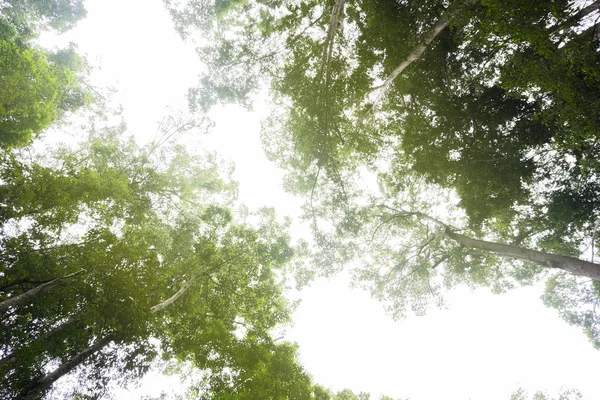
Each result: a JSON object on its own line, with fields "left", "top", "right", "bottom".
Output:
{"left": 1, "top": 0, "right": 600, "bottom": 398}
{"left": 0, "top": 0, "right": 90, "bottom": 149}
{"left": 166, "top": 0, "right": 600, "bottom": 348}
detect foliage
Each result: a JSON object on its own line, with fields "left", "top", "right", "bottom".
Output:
{"left": 0, "top": 1, "right": 91, "bottom": 149}
{"left": 0, "top": 122, "right": 311, "bottom": 399}
{"left": 0, "top": 0, "right": 87, "bottom": 33}
{"left": 510, "top": 387, "right": 583, "bottom": 400}
{"left": 312, "top": 386, "right": 407, "bottom": 400}
{"left": 166, "top": 0, "right": 600, "bottom": 348}
{"left": 0, "top": 39, "right": 89, "bottom": 149}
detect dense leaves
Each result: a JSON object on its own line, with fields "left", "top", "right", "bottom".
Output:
{"left": 0, "top": 124, "right": 313, "bottom": 399}
{"left": 0, "top": 1, "right": 90, "bottom": 149}
{"left": 168, "top": 0, "right": 600, "bottom": 349}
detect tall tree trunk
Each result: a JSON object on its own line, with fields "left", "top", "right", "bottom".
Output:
{"left": 15, "top": 277, "right": 198, "bottom": 399}
{"left": 17, "top": 335, "right": 114, "bottom": 400}
{"left": 319, "top": 0, "right": 347, "bottom": 79}
{"left": 0, "top": 270, "right": 85, "bottom": 316}
{"left": 150, "top": 276, "right": 198, "bottom": 314}
{"left": 0, "top": 314, "right": 81, "bottom": 374}
{"left": 383, "top": 207, "right": 600, "bottom": 280}
{"left": 372, "top": 1, "right": 470, "bottom": 106}
{"left": 444, "top": 229, "right": 600, "bottom": 280}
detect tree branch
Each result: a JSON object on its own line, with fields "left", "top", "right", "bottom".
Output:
{"left": 150, "top": 276, "right": 199, "bottom": 314}
{"left": 444, "top": 229, "right": 600, "bottom": 280}
{"left": 0, "top": 269, "right": 86, "bottom": 316}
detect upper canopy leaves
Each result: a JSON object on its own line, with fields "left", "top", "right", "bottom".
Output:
{"left": 167, "top": 0, "right": 600, "bottom": 348}
{"left": 0, "top": 118, "right": 313, "bottom": 398}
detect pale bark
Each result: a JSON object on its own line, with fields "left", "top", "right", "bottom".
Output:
{"left": 15, "top": 276, "right": 199, "bottom": 399}
{"left": 381, "top": 206, "right": 600, "bottom": 280}
{"left": 372, "top": 16, "right": 451, "bottom": 106}
{"left": 18, "top": 335, "right": 114, "bottom": 400}
{"left": 319, "top": 0, "right": 347, "bottom": 79}
{"left": 150, "top": 276, "right": 198, "bottom": 314}
{"left": 0, "top": 269, "right": 85, "bottom": 316}
{"left": 444, "top": 230, "right": 600, "bottom": 281}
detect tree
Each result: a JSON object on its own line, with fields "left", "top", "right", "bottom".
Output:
{"left": 510, "top": 388, "right": 583, "bottom": 400}
{"left": 165, "top": 0, "right": 600, "bottom": 347}
{"left": 0, "top": 39, "right": 89, "bottom": 148}
{"left": 0, "top": 2, "right": 91, "bottom": 149}
{"left": 0, "top": 121, "right": 313, "bottom": 399}
{"left": 0, "top": 0, "right": 87, "bottom": 33}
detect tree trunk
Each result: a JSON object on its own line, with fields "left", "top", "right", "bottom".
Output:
{"left": 320, "top": 0, "right": 347, "bottom": 78}
{"left": 15, "top": 276, "right": 198, "bottom": 399}
{"left": 0, "top": 269, "right": 85, "bottom": 316}
{"left": 0, "top": 314, "right": 81, "bottom": 374}
{"left": 150, "top": 276, "right": 198, "bottom": 314}
{"left": 444, "top": 229, "right": 600, "bottom": 280}
{"left": 17, "top": 335, "right": 114, "bottom": 400}
{"left": 371, "top": 0, "right": 471, "bottom": 105}
{"left": 372, "top": 17, "right": 450, "bottom": 105}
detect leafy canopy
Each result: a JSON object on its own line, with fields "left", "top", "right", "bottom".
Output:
{"left": 165, "top": 0, "right": 600, "bottom": 348}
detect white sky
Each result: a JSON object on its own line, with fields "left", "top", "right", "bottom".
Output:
{"left": 39, "top": 0, "right": 600, "bottom": 399}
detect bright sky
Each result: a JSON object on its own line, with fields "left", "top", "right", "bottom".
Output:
{"left": 39, "top": 0, "right": 600, "bottom": 399}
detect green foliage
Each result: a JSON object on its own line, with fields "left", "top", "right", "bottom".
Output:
{"left": 0, "top": 1, "right": 91, "bottom": 149}
{"left": 510, "top": 387, "right": 583, "bottom": 400}
{"left": 0, "top": 0, "right": 87, "bottom": 33}
{"left": 542, "top": 276, "right": 600, "bottom": 349}
{"left": 172, "top": 0, "right": 600, "bottom": 247}
{"left": 0, "top": 40, "right": 88, "bottom": 148}
{"left": 168, "top": 0, "right": 600, "bottom": 349}
{"left": 311, "top": 386, "right": 407, "bottom": 400}
{"left": 0, "top": 124, "right": 312, "bottom": 399}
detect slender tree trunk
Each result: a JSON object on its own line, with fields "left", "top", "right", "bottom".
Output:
{"left": 372, "top": 0, "right": 471, "bottom": 105}
{"left": 444, "top": 229, "right": 600, "bottom": 280}
{"left": 17, "top": 335, "right": 114, "bottom": 400}
{"left": 15, "top": 277, "right": 199, "bottom": 399}
{"left": 372, "top": 17, "right": 450, "bottom": 105}
{"left": 150, "top": 276, "right": 198, "bottom": 314}
{"left": 383, "top": 207, "right": 600, "bottom": 280}
{"left": 0, "top": 314, "right": 81, "bottom": 374}
{"left": 320, "top": 0, "right": 347, "bottom": 77}
{"left": 0, "top": 270, "right": 85, "bottom": 316}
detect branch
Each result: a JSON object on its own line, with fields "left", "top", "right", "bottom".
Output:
{"left": 219, "top": 13, "right": 326, "bottom": 70}
{"left": 444, "top": 229, "right": 600, "bottom": 280}
{"left": 0, "top": 269, "right": 86, "bottom": 316}
{"left": 430, "top": 254, "right": 448, "bottom": 269}
{"left": 377, "top": 205, "right": 452, "bottom": 231}
{"left": 371, "top": 215, "right": 400, "bottom": 242}
{"left": 150, "top": 276, "right": 198, "bottom": 314}
{"left": 319, "top": 0, "right": 347, "bottom": 83}
{"left": 370, "top": 0, "right": 469, "bottom": 107}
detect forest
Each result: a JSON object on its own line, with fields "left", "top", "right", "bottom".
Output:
{"left": 1, "top": 0, "right": 599, "bottom": 398}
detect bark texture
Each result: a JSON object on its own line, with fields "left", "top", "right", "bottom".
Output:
{"left": 445, "top": 229, "right": 600, "bottom": 280}
{"left": 18, "top": 336, "right": 114, "bottom": 400}
{"left": 0, "top": 269, "right": 85, "bottom": 316}
{"left": 150, "top": 276, "right": 198, "bottom": 314}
